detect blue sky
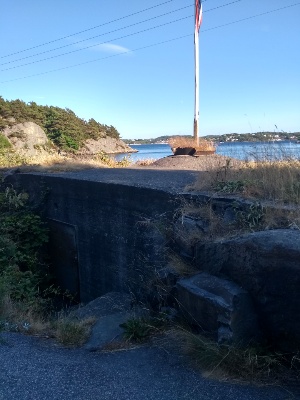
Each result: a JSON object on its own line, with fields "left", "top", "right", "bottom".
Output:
{"left": 0, "top": 0, "right": 299, "bottom": 139}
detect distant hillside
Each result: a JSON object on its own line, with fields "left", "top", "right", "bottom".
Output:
{"left": 124, "top": 131, "right": 300, "bottom": 145}
{"left": 0, "top": 97, "right": 120, "bottom": 152}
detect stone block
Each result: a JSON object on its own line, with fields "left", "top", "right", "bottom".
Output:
{"left": 194, "top": 229, "right": 300, "bottom": 351}
{"left": 176, "top": 273, "right": 260, "bottom": 345}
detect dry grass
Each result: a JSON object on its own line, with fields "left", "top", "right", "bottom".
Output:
{"left": 134, "top": 158, "right": 156, "bottom": 166}
{"left": 0, "top": 150, "right": 133, "bottom": 173}
{"left": 53, "top": 316, "right": 96, "bottom": 347}
{"left": 0, "top": 295, "right": 50, "bottom": 335}
{"left": 193, "top": 158, "right": 300, "bottom": 205}
{"left": 160, "top": 329, "right": 299, "bottom": 384}
{"left": 168, "top": 137, "right": 216, "bottom": 151}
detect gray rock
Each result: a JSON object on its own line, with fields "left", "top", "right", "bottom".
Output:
{"left": 173, "top": 215, "right": 209, "bottom": 257}
{"left": 81, "top": 137, "right": 135, "bottom": 154}
{"left": 2, "top": 121, "right": 50, "bottom": 156}
{"left": 176, "top": 273, "right": 260, "bottom": 346}
{"left": 71, "top": 291, "right": 132, "bottom": 320}
{"left": 84, "top": 311, "right": 132, "bottom": 351}
{"left": 71, "top": 292, "right": 150, "bottom": 351}
{"left": 194, "top": 229, "right": 300, "bottom": 351}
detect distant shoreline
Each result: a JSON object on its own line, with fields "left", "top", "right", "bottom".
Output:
{"left": 123, "top": 132, "right": 300, "bottom": 145}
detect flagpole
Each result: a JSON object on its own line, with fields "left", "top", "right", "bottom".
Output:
{"left": 194, "top": 24, "right": 199, "bottom": 146}
{"left": 194, "top": 1, "right": 202, "bottom": 146}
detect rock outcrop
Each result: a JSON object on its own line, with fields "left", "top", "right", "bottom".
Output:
{"left": 71, "top": 292, "right": 147, "bottom": 351}
{"left": 2, "top": 121, "right": 50, "bottom": 156}
{"left": 1, "top": 121, "right": 135, "bottom": 157}
{"left": 176, "top": 273, "right": 260, "bottom": 346}
{"left": 194, "top": 229, "right": 300, "bottom": 351}
{"left": 81, "top": 137, "right": 136, "bottom": 155}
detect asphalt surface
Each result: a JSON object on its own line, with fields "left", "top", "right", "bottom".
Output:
{"left": 0, "top": 332, "right": 296, "bottom": 400}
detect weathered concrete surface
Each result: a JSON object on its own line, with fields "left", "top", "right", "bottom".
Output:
{"left": 195, "top": 230, "right": 300, "bottom": 350}
{"left": 176, "top": 273, "right": 260, "bottom": 345}
{"left": 7, "top": 169, "right": 197, "bottom": 303}
{"left": 6, "top": 170, "right": 300, "bottom": 351}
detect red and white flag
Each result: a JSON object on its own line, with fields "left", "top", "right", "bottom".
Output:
{"left": 195, "top": 0, "right": 203, "bottom": 32}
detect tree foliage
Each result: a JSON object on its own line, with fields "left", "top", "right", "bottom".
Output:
{"left": 0, "top": 97, "right": 120, "bottom": 151}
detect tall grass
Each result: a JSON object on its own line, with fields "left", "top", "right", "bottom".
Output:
{"left": 0, "top": 150, "right": 133, "bottom": 171}
{"left": 164, "top": 329, "right": 299, "bottom": 383}
{"left": 193, "top": 158, "right": 300, "bottom": 205}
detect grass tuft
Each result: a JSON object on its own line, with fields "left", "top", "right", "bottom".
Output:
{"left": 163, "top": 329, "right": 299, "bottom": 383}
{"left": 54, "top": 317, "right": 95, "bottom": 347}
{"left": 193, "top": 158, "right": 300, "bottom": 205}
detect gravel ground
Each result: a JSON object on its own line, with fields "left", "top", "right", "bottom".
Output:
{"left": 0, "top": 332, "right": 295, "bottom": 400}
{"left": 142, "top": 154, "right": 242, "bottom": 171}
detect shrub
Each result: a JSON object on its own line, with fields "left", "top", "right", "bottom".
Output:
{"left": 0, "top": 134, "right": 12, "bottom": 150}
{"left": 54, "top": 318, "right": 94, "bottom": 347}
{"left": 0, "top": 184, "right": 54, "bottom": 329}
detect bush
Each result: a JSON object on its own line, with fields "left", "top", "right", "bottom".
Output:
{"left": 0, "top": 185, "right": 53, "bottom": 326}
{"left": 0, "top": 134, "right": 12, "bottom": 151}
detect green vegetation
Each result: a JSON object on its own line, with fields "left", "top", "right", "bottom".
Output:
{"left": 0, "top": 185, "right": 51, "bottom": 327}
{"left": 120, "top": 318, "right": 153, "bottom": 342}
{"left": 54, "top": 317, "right": 95, "bottom": 346}
{"left": 0, "top": 184, "right": 94, "bottom": 345}
{"left": 0, "top": 97, "right": 120, "bottom": 152}
{"left": 0, "top": 133, "right": 12, "bottom": 151}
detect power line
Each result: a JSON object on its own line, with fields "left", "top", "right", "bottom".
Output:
{"left": 0, "top": 15, "right": 192, "bottom": 72}
{"left": 0, "top": 34, "right": 192, "bottom": 84}
{"left": 0, "top": 0, "right": 243, "bottom": 72}
{"left": 202, "top": 1, "right": 300, "bottom": 33}
{"left": 0, "top": 3, "right": 193, "bottom": 66}
{"left": 0, "top": 0, "right": 179, "bottom": 59}
{"left": 1, "top": 2, "right": 299, "bottom": 84}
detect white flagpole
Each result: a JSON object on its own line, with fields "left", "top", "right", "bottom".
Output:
{"left": 194, "top": 25, "right": 199, "bottom": 146}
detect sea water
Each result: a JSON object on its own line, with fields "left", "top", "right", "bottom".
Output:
{"left": 115, "top": 141, "right": 300, "bottom": 162}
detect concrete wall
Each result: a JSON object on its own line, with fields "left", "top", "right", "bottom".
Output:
{"left": 8, "top": 172, "right": 179, "bottom": 302}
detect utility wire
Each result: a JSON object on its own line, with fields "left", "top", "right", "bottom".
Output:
{"left": 0, "top": 0, "right": 243, "bottom": 71}
{"left": 0, "top": 15, "right": 192, "bottom": 72}
{"left": 0, "top": 34, "right": 192, "bottom": 84}
{"left": 0, "top": 1, "right": 242, "bottom": 66}
{"left": 1, "top": 2, "right": 299, "bottom": 84}
{"left": 0, "top": 0, "right": 179, "bottom": 59}
{"left": 203, "top": 1, "right": 300, "bottom": 33}
{"left": 0, "top": 4, "right": 193, "bottom": 66}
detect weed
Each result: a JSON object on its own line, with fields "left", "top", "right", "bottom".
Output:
{"left": 233, "top": 202, "right": 265, "bottom": 231}
{"left": 213, "top": 180, "right": 245, "bottom": 193}
{"left": 193, "top": 159, "right": 300, "bottom": 205}
{"left": 0, "top": 134, "right": 12, "bottom": 150}
{"left": 54, "top": 317, "right": 95, "bottom": 347}
{"left": 134, "top": 158, "right": 156, "bottom": 166}
{"left": 164, "top": 329, "right": 299, "bottom": 383}
{"left": 120, "top": 318, "right": 152, "bottom": 342}
{"left": 120, "top": 315, "right": 168, "bottom": 343}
